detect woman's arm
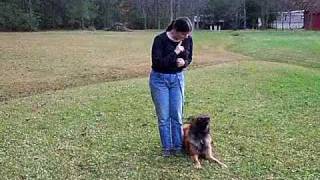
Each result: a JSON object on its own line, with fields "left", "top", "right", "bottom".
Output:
{"left": 152, "top": 36, "right": 178, "bottom": 69}
{"left": 183, "top": 37, "right": 193, "bottom": 68}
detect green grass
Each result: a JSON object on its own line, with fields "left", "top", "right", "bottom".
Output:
{"left": 229, "top": 30, "right": 320, "bottom": 68}
{"left": 1, "top": 30, "right": 320, "bottom": 179}
{"left": 0, "top": 30, "right": 244, "bottom": 101}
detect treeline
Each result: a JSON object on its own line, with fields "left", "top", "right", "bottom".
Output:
{"left": 0, "top": 0, "right": 318, "bottom": 31}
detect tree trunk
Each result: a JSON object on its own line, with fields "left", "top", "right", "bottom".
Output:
{"left": 157, "top": 0, "right": 161, "bottom": 29}
{"left": 156, "top": 0, "right": 160, "bottom": 29}
{"left": 177, "top": 0, "right": 181, "bottom": 18}
{"left": 142, "top": 1, "right": 147, "bottom": 29}
{"left": 196, "top": 0, "right": 200, "bottom": 29}
{"left": 281, "top": 13, "right": 284, "bottom": 30}
{"left": 170, "top": 0, "right": 174, "bottom": 21}
{"left": 243, "top": 0, "right": 247, "bottom": 29}
{"left": 289, "top": 11, "right": 292, "bottom": 30}
{"left": 103, "top": 0, "right": 108, "bottom": 28}
{"left": 52, "top": 1, "right": 55, "bottom": 28}
{"left": 309, "top": 13, "right": 313, "bottom": 30}
{"left": 28, "top": 0, "right": 33, "bottom": 30}
{"left": 81, "top": 17, "right": 85, "bottom": 29}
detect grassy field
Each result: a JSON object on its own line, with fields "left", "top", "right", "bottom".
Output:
{"left": 230, "top": 30, "right": 320, "bottom": 68}
{"left": 0, "top": 30, "right": 320, "bottom": 179}
{"left": 0, "top": 31, "right": 244, "bottom": 101}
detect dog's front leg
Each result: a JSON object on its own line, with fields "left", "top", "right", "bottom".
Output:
{"left": 206, "top": 147, "right": 227, "bottom": 168}
{"left": 191, "top": 154, "right": 202, "bottom": 169}
{"left": 206, "top": 155, "right": 227, "bottom": 168}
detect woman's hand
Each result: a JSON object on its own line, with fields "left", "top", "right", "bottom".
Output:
{"left": 176, "top": 58, "right": 185, "bottom": 67}
{"left": 174, "top": 41, "right": 185, "bottom": 55}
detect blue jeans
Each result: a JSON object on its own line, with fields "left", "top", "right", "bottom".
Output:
{"left": 149, "top": 70, "right": 185, "bottom": 151}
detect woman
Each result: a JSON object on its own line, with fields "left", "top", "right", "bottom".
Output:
{"left": 149, "top": 17, "right": 193, "bottom": 157}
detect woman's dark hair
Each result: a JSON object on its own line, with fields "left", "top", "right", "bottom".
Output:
{"left": 166, "top": 17, "right": 193, "bottom": 32}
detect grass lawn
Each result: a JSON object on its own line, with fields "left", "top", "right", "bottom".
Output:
{"left": 230, "top": 30, "right": 320, "bottom": 68}
{"left": 0, "top": 31, "right": 244, "bottom": 101}
{"left": 0, "top": 30, "right": 319, "bottom": 179}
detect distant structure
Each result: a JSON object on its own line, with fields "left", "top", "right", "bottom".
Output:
{"left": 304, "top": 10, "right": 320, "bottom": 30}
{"left": 271, "top": 10, "right": 304, "bottom": 30}
{"left": 196, "top": 15, "right": 224, "bottom": 31}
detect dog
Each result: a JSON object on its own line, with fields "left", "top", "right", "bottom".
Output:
{"left": 183, "top": 115, "right": 227, "bottom": 169}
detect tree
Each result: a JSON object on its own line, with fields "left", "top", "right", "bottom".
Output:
{"left": 65, "top": 0, "right": 98, "bottom": 29}
{"left": 0, "top": 0, "right": 40, "bottom": 31}
{"left": 2, "top": 0, "right": 315, "bottom": 31}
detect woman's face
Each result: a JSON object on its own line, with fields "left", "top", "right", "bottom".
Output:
{"left": 172, "top": 30, "right": 190, "bottom": 41}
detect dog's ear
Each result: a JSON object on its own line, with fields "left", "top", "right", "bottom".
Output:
{"left": 198, "top": 115, "right": 210, "bottom": 121}
{"left": 187, "top": 116, "right": 197, "bottom": 124}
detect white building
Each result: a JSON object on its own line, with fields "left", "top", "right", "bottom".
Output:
{"left": 272, "top": 10, "right": 304, "bottom": 29}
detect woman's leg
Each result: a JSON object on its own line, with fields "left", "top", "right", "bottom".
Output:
{"left": 169, "top": 72, "right": 185, "bottom": 152}
{"left": 149, "top": 71, "right": 171, "bottom": 154}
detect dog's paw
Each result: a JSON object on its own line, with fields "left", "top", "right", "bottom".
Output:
{"left": 208, "top": 156, "right": 228, "bottom": 168}
{"left": 220, "top": 163, "right": 228, "bottom": 168}
{"left": 194, "top": 163, "right": 202, "bottom": 169}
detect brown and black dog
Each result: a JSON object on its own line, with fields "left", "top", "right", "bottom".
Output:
{"left": 183, "top": 115, "right": 227, "bottom": 169}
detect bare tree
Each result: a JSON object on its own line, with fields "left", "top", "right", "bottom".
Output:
{"left": 243, "top": 0, "right": 247, "bottom": 29}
